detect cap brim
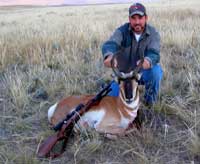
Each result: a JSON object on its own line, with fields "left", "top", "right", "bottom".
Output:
{"left": 130, "top": 11, "right": 144, "bottom": 17}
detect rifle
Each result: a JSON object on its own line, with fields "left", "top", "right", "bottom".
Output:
{"left": 37, "top": 81, "right": 113, "bottom": 159}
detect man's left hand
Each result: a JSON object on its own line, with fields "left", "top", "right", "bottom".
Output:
{"left": 137, "top": 58, "right": 151, "bottom": 69}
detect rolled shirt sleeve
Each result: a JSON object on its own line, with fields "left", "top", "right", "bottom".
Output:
{"left": 145, "top": 29, "right": 160, "bottom": 66}
{"left": 102, "top": 29, "right": 123, "bottom": 60}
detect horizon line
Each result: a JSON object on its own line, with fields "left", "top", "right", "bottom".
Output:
{"left": 0, "top": 2, "right": 133, "bottom": 7}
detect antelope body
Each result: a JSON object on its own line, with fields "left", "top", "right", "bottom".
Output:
{"left": 48, "top": 76, "right": 140, "bottom": 135}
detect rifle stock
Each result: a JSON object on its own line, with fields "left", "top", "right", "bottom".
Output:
{"left": 37, "top": 123, "right": 71, "bottom": 158}
{"left": 37, "top": 133, "right": 64, "bottom": 158}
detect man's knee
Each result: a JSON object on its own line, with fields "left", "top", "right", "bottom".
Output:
{"left": 141, "top": 64, "right": 163, "bottom": 83}
{"left": 149, "top": 64, "right": 163, "bottom": 82}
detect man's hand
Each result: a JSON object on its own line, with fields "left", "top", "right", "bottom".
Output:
{"left": 137, "top": 58, "right": 151, "bottom": 69}
{"left": 104, "top": 55, "right": 117, "bottom": 68}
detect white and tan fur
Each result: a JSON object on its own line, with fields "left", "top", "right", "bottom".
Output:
{"left": 48, "top": 80, "right": 140, "bottom": 135}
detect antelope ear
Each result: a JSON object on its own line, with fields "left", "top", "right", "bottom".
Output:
{"left": 136, "top": 73, "right": 142, "bottom": 81}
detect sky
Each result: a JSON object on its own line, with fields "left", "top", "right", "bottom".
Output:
{"left": 0, "top": 0, "right": 136, "bottom": 6}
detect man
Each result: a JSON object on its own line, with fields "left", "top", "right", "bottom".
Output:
{"left": 102, "top": 3, "right": 163, "bottom": 105}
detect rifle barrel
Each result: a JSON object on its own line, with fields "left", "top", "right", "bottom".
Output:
{"left": 53, "top": 81, "right": 113, "bottom": 131}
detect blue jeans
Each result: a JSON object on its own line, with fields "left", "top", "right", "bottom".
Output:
{"left": 108, "top": 64, "right": 163, "bottom": 104}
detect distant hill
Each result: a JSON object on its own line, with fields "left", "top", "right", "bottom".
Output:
{"left": 61, "top": 0, "right": 134, "bottom": 5}
{"left": 0, "top": 0, "right": 144, "bottom": 6}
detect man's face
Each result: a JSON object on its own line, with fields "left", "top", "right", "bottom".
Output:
{"left": 129, "top": 14, "right": 148, "bottom": 34}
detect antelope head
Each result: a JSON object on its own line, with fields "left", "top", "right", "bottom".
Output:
{"left": 115, "top": 70, "right": 141, "bottom": 104}
{"left": 111, "top": 51, "right": 142, "bottom": 105}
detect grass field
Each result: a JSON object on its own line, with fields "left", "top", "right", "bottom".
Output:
{"left": 0, "top": 0, "right": 200, "bottom": 163}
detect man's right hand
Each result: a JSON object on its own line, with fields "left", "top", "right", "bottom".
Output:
{"left": 103, "top": 55, "right": 113, "bottom": 68}
{"left": 104, "top": 55, "right": 117, "bottom": 68}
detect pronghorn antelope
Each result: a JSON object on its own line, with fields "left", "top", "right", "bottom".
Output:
{"left": 48, "top": 68, "right": 141, "bottom": 135}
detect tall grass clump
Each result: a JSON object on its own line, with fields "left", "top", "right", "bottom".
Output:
{"left": 2, "top": 68, "right": 29, "bottom": 112}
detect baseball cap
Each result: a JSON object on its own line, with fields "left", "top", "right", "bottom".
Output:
{"left": 129, "top": 3, "right": 146, "bottom": 17}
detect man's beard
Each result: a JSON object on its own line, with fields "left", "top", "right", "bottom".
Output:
{"left": 133, "top": 24, "right": 144, "bottom": 33}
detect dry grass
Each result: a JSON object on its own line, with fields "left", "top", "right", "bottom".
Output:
{"left": 0, "top": 0, "right": 200, "bottom": 163}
